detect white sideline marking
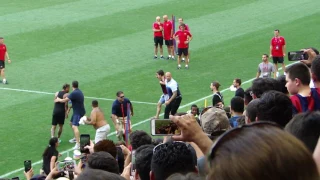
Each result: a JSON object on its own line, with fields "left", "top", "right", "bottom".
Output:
{"left": 0, "top": 87, "right": 157, "bottom": 105}
{"left": 0, "top": 65, "right": 291, "bottom": 178}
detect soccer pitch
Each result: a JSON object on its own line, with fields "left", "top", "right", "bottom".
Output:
{"left": 1, "top": 0, "right": 320, "bottom": 178}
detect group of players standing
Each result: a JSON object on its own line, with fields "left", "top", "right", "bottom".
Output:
{"left": 153, "top": 15, "right": 193, "bottom": 69}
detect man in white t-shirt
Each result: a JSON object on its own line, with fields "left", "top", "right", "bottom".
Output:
{"left": 256, "top": 54, "right": 276, "bottom": 79}
{"left": 164, "top": 72, "right": 182, "bottom": 118}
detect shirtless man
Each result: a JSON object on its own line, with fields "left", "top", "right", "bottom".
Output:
{"left": 83, "top": 100, "right": 110, "bottom": 143}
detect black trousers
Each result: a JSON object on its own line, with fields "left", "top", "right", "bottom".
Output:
{"left": 164, "top": 96, "right": 182, "bottom": 119}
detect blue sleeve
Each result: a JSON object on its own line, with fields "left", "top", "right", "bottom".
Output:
{"left": 68, "top": 92, "right": 74, "bottom": 100}
{"left": 112, "top": 102, "right": 117, "bottom": 115}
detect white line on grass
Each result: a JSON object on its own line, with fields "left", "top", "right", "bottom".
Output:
{"left": 0, "top": 65, "right": 291, "bottom": 178}
{"left": 0, "top": 87, "right": 157, "bottom": 105}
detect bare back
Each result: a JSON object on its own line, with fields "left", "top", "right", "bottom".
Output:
{"left": 91, "top": 107, "right": 108, "bottom": 129}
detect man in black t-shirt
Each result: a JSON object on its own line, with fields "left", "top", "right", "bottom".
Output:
{"left": 51, "top": 84, "right": 70, "bottom": 143}
{"left": 233, "top": 78, "right": 244, "bottom": 98}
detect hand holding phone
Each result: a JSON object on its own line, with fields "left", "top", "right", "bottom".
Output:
{"left": 151, "top": 119, "right": 181, "bottom": 136}
{"left": 24, "top": 160, "right": 32, "bottom": 172}
{"left": 288, "top": 51, "right": 305, "bottom": 61}
{"left": 57, "top": 160, "right": 76, "bottom": 172}
{"left": 80, "top": 134, "right": 90, "bottom": 154}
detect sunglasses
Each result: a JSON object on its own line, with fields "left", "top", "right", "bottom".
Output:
{"left": 208, "top": 121, "right": 280, "bottom": 165}
{"left": 119, "top": 96, "right": 125, "bottom": 98}
{"left": 153, "top": 141, "right": 189, "bottom": 154}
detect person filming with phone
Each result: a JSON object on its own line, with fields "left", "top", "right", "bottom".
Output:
{"left": 80, "top": 100, "right": 110, "bottom": 143}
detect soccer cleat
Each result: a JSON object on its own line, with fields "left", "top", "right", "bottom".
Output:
{"left": 154, "top": 56, "right": 158, "bottom": 59}
{"left": 166, "top": 57, "right": 170, "bottom": 60}
{"left": 185, "top": 66, "right": 189, "bottom": 69}
{"left": 69, "top": 138, "right": 76, "bottom": 143}
{"left": 171, "top": 57, "right": 175, "bottom": 60}
{"left": 276, "top": 72, "right": 280, "bottom": 77}
{"left": 177, "top": 66, "right": 181, "bottom": 70}
{"left": 58, "top": 139, "right": 62, "bottom": 143}
{"left": 73, "top": 143, "right": 80, "bottom": 150}
{"left": 160, "top": 56, "right": 164, "bottom": 59}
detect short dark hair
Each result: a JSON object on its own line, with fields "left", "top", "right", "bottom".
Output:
{"left": 151, "top": 142, "right": 196, "bottom": 180}
{"left": 252, "top": 78, "right": 280, "bottom": 98}
{"left": 157, "top": 70, "right": 164, "bottom": 76}
{"left": 311, "top": 55, "right": 320, "bottom": 82}
{"left": 274, "top": 29, "right": 280, "bottom": 32}
{"left": 92, "top": 100, "right": 98, "bottom": 107}
{"left": 62, "top": 83, "right": 70, "bottom": 90}
{"left": 0, "top": 37, "right": 3, "bottom": 39}
{"left": 230, "top": 96, "right": 244, "bottom": 113}
{"left": 246, "top": 99, "right": 260, "bottom": 122}
{"left": 257, "top": 90, "right": 292, "bottom": 127}
{"left": 285, "top": 63, "right": 310, "bottom": 86}
{"left": 244, "top": 87, "right": 253, "bottom": 105}
{"left": 180, "top": 23, "right": 186, "bottom": 27}
{"left": 116, "top": 91, "right": 123, "bottom": 97}
{"left": 93, "top": 139, "right": 117, "bottom": 158}
{"left": 135, "top": 144, "right": 155, "bottom": 180}
{"left": 72, "top": 81, "right": 79, "bottom": 88}
{"left": 234, "top": 78, "right": 241, "bottom": 85}
{"left": 88, "top": 151, "right": 119, "bottom": 174}
{"left": 129, "top": 130, "right": 152, "bottom": 150}
{"left": 277, "top": 75, "right": 289, "bottom": 94}
{"left": 285, "top": 111, "right": 320, "bottom": 152}
{"left": 262, "top": 54, "right": 269, "bottom": 58}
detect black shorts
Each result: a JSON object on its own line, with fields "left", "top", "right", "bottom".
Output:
{"left": 165, "top": 40, "right": 173, "bottom": 46}
{"left": 52, "top": 114, "right": 65, "bottom": 125}
{"left": 178, "top": 48, "right": 188, "bottom": 56}
{"left": 154, "top": 37, "right": 163, "bottom": 46}
{"left": 0, "top": 61, "right": 5, "bottom": 69}
{"left": 272, "top": 57, "right": 284, "bottom": 64}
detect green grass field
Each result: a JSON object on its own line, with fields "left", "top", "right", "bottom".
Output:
{"left": 1, "top": 0, "right": 320, "bottom": 179}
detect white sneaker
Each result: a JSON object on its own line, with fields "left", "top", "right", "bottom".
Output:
{"left": 58, "top": 139, "right": 62, "bottom": 143}
{"left": 69, "top": 138, "right": 76, "bottom": 143}
{"left": 73, "top": 143, "right": 80, "bottom": 150}
{"left": 284, "top": 72, "right": 286, "bottom": 76}
{"left": 276, "top": 72, "right": 280, "bottom": 77}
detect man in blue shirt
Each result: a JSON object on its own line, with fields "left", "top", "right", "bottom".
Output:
{"left": 164, "top": 72, "right": 182, "bottom": 119}
{"left": 229, "top": 96, "right": 244, "bottom": 128}
{"left": 111, "top": 91, "right": 133, "bottom": 141}
{"left": 55, "top": 80, "right": 86, "bottom": 149}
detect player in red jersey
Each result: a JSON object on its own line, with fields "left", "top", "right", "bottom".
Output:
{"left": 152, "top": 16, "right": 164, "bottom": 59}
{"left": 0, "top": 37, "right": 11, "bottom": 84}
{"left": 173, "top": 24, "right": 192, "bottom": 69}
{"left": 270, "top": 29, "right": 286, "bottom": 77}
{"left": 163, "top": 15, "right": 175, "bottom": 60}
{"left": 178, "top": 18, "right": 190, "bottom": 62}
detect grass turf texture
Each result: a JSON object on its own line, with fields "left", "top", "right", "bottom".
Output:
{"left": 1, "top": 0, "right": 320, "bottom": 178}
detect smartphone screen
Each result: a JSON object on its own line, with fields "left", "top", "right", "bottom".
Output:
{"left": 151, "top": 119, "right": 181, "bottom": 136}
{"left": 57, "top": 160, "right": 76, "bottom": 171}
{"left": 24, "top": 160, "right": 31, "bottom": 172}
{"left": 130, "top": 150, "right": 136, "bottom": 176}
{"left": 288, "top": 51, "right": 304, "bottom": 61}
{"left": 80, "top": 134, "right": 90, "bottom": 154}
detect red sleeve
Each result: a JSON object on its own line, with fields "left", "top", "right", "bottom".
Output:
{"left": 174, "top": 31, "right": 178, "bottom": 36}
{"left": 188, "top": 31, "right": 192, "bottom": 37}
{"left": 152, "top": 23, "right": 156, "bottom": 29}
{"left": 282, "top": 37, "right": 286, "bottom": 45}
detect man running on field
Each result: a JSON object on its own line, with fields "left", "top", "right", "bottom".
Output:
{"left": 82, "top": 100, "right": 110, "bottom": 143}
{"left": 154, "top": 70, "right": 169, "bottom": 119}
{"left": 51, "top": 83, "right": 70, "bottom": 143}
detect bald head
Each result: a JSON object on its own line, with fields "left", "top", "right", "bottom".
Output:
{"left": 163, "top": 15, "right": 168, "bottom": 21}
{"left": 156, "top": 16, "right": 161, "bottom": 22}
{"left": 165, "top": 72, "right": 172, "bottom": 81}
